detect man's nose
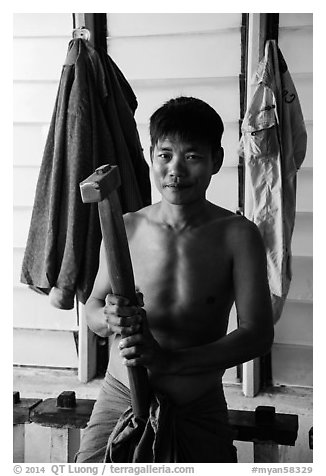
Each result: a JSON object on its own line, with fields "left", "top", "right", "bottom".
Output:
{"left": 168, "top": 155, "right": 186, "bottom": 177}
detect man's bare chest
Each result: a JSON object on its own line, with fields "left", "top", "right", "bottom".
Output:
{"left": 128, "top": 225, "right": 233, "bottom": 309}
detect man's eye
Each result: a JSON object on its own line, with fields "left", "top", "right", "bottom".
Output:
{"left": 186, "top": 154, "right": 201, "bottom": 160}
{"left": 158, "top": 153, "right": 171, "bottom": 160}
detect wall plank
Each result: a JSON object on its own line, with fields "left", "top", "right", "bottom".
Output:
{"left": 278, "top": 27, "right": 313, "bottom": 74}
{"left": 13, "top": 329, "right": 78, "bottom": 368}
{"left": 296, "top": 168, "right": 313, "bottom": 213}
{"left": 207, "top": 168, "right": 239, "bottom": 210}
{"left": 292, "top": 213, "right": 313, "bottom": 257}
{"left": 132, "top": 78, "right": 240, "bottom": 125}
{"left": 108, "top": 31, "right": 241, "bottom": 80}
{"left": 13, "top": 247, "right": 29, "bottom": 287}
{"left": 288, "top": 256, "right": 313, "bottom": 302}
{"left": 272, "top": 343, "right": 312, "bottom": 387}
{"left": 14, "top": 124, "right": 49, "bottom": 166}
{"left": 303, "top": 122, "right": 313, "bottom": 168}
{"left": 13, "top": 82, "right": 59, "bottom": 123}
{"left": 274, "top": 300, "right": 313, "bottom": 346}
{"left": 14, "top": 38, "right": 70, "bottom": 81}
{"left": 13, "top": 209, "right": 32, "bottom": 248}
{"left": 13, "top": 288, "right": 77, "bottom": 331}
{"left": 13, "top": 168, "right": 38, "bottom": 207}
{"left": 107, "top": 13, "right": 242, "bottom": 36}
{"left": 293, "top": 75, "right": 313, "bottom": 122}
{"left": 13, "top": 77, "right": 241, "bottom": 126}
{"left": 279, "top": 13, "right": 313, "bottom": 27}
{"left": 13, "top": 13, "right": 72, "bottom": 37}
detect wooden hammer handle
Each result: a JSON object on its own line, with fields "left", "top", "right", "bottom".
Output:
{"left": 98, "top": 193, "right": 150, "bottom": 418}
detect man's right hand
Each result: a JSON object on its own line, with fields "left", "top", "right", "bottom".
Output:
{"left": 104, "top": 293, "right": 143, "bottom": 337}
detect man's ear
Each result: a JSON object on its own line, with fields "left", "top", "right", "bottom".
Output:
{"left": 212, "top": 147, "right": 224, "bottom": 175}
{"left": 150, "top": 145, "right": 154, "bottom": 163}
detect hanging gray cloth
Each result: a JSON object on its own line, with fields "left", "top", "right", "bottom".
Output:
{"left": 21, "top": 39, "right": 151, "bottom": 310}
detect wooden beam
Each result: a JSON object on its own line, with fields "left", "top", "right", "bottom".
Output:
{"left": 78, "top": 304, "right": 97, "bottom": 383}
{"left": 242, "top": 13, "right": 279, "bottom": 396}
{"left": 73, "top": 13, "right": 107, "bottom": 51}
{"left": 72, "top": 13, "right": 108, "bottom": 383}
{"left": 29, "top": 397, "right": 298, "bottom": 463}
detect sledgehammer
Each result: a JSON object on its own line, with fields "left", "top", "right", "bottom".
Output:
{"left": 80, "top": 164, "right": 150, "bottom": 418}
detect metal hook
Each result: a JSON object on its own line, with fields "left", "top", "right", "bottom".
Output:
{"left": 72, "top": 27, "right": 91, "bottom": 41}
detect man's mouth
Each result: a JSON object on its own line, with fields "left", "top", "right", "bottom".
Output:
{"left": 164, "top": 183, "right": 191, "bottom": 189}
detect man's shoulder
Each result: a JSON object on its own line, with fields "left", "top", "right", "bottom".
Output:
{"left": 123, "top": 204, "right": 159, "bottom": 235}
{"left": 222, "top": 215, "right": 265, "bottom": 259}
{"left": 124, "top": 203, "right": 158, "bottom": 222}
{"left": 221, "top": 213, "right": 260, "bottom": 240}
{"left": 209, "top": 206, "right": 255, "bottom": 232}
{"left": 209, "top": 208, "right": 261, "bottom": 245}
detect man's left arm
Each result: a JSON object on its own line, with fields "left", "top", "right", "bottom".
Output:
{"left": 167, "top": 218, "right": 274, "bottom": 375}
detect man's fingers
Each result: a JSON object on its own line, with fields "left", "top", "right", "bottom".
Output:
{"left": 103, "top": 293, "right": 144, "bottom": 337}
{"left": 119, "top": 333, "right": 143, "bottom": 349}
{"left": 107, "top": 316, "right": 140, "bottom": 337}
{"left": 119, "top": 345, "right": 141, "bottom": 359}
{"left": 120, "top": 326, "right": 140, "bottom": 337}
{"left": 110, "top": 315, "right": 141, "bottom": 328}
{"left": 104, "top": 304, "right": 133, "bottom": 317}
{"left": 105, "top": 294, "right": 130, "bottom": 306}
{"left": 123, "top": 357, "right": 146, "bottom": 367}
{"left": 104, "top": 304, "right": 141, "bottom": 318}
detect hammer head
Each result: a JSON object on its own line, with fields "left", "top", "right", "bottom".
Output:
{"left": 80, "top": 165, "right": 121, "bottom": 203}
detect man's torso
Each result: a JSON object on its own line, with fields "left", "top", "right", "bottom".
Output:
{"left": 108, "top": 203, "right": 239, "bottom": 404}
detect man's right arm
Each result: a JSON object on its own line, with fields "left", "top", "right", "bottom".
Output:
{"left": 85, "top": 241, "right": 113, "bottom": 338}
{"left": 85, "top": 240, "right": 143, "bottom": 339}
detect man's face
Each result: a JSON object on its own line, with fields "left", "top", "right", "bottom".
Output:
{"left": 151, "top": 136, "right": 221, "bottom": 206}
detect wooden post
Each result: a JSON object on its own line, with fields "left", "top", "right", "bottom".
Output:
{"left": 242, "top": 14, "right": 265, "bottom": 397}
{"left": 242, "top": 358, "right": 260, "bottom": 398}
{"left": 13, "top": 424, "right": 25, "bottom": 463}
{"left": 50, "top": 428, "right": 81, "bottom": 463}
{"left": 72, "top": 13, "right": 108, "bottom": 384}
{"left": 242, "top": 13, "right": 279, "bottom": 397}
{"left": 13, "top": 391, "right": 42, "bottom": 463}
{"left": 254, "top": 442, "right": 280, "bottom": 462}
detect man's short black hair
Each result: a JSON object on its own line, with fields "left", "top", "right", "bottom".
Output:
{"left": 149, "top": 96, "right": 224, "bottom": 151}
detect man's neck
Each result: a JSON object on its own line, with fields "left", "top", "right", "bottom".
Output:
{"left": 156, "top": 198, "right": 213, "bottom": 232}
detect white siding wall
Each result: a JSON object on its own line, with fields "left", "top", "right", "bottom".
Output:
{"left": 13, "top": 13, "right": 78, "bottom": 368}
{"left": 272, "top": 13, "right": 313, "bottom": 387}
{"left": 106, "top": 13, "right": 243, "bottom": 384}
{"left": 13, "top": 12, "right": 242, "bottom": 376}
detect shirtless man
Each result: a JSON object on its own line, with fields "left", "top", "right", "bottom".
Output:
{"left": 75, "top": 96, "right": 274, "bottom": 463}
